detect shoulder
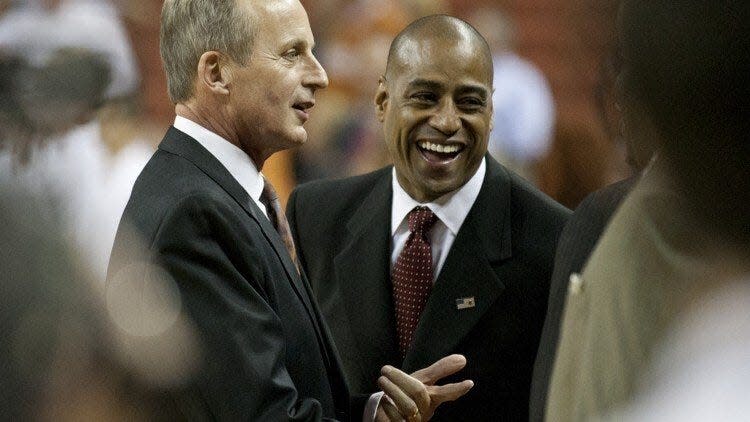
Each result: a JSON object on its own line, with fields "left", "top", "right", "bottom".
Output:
{"left": 576, "top": 177, "right": 635, "bottom": 218}
{"left": 289, "top": 166, "right": 391, "bottom": 216}
{"left": 122, "top": 151, "right": 253, "bottom": 244}
{"left": 499, "top": 163, "right": 571, "bottom": 229}
{"left": 563, "top": 176, "right": 636, "bottom": 238}
{"left": 292, "top": 167, "right": 391, "bottom": 201}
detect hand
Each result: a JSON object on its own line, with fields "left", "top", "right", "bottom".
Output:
{"left": 375, "top": 354, "right": 473, "bottom": 421}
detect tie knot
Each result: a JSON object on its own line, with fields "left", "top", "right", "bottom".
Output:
{"left": 261, "top": 178, "right": 278, "bottom": 204}
{"left": 408, "top": 206, "right": 438, "bottom": 235}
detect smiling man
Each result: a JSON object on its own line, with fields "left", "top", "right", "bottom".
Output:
{"left": 108, "top": 1, "right": 472, "bottom": 420}
{"left": 288, "top": 15, "right": 570, "bottom": 421}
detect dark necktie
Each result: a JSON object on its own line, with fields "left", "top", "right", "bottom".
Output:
{"left": 259, "top": 178, "right": 299, "bottom": 273}
{"left": 392, "top": 206, "right": 439, "bottom": 358}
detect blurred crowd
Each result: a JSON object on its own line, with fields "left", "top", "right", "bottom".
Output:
{"left": 0, "top": 0, "right": 627, "bottom": 283}
{"left": 1, "top": 0, "right": 746, "bottom": 420}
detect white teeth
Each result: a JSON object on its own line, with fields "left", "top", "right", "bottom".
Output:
{"left": 419, "top": 141, "right": 462, "bottom": 154}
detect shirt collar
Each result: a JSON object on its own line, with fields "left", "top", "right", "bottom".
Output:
{"left": 173, "top": 115, "right": 264, "bottom": 202}
{"left": 391, "top": 157, "right": 486, "bottom": 236}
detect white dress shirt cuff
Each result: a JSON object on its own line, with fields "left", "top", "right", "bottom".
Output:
{"left": 363, "top": 391, "right": 385, "bottom": 422}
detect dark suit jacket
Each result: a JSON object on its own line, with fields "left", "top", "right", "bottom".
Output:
{"left": 107, "top": 127, "right": 357, "bottom": 421}
{"left": 287, "top": 157, "right": 570, "bottom": 421}
{"left": 528, "top": 177, "right": 635, "bottom": 422}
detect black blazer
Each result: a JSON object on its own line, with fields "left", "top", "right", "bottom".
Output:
{"left": 287, "top": 157, "right": 570, "bottom": 421}
{"left": 107, "top": 127, "right": 357, "bottom": 421}
{"left": 528, "top": 177, "right": 635, "bottom": 422}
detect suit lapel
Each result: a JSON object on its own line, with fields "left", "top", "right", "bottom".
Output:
{"left": 403, "top": 157, "right": 513, "bottom": 371}
{"left": 158, "top": 127, "right": 323, "bottom": 339}
{"left": 333, "top": 170, "right": 401, "bottom": 369}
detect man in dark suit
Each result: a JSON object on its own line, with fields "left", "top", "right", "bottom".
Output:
{"left": 108, "top": 1, "right": 471, "bottom": 420}
{"left": 288, "top": 15, "right": 570, "bottom": 421}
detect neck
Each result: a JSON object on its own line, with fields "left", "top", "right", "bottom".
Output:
{"left": 175, "top": 102, "right": 270, "bottom": 168}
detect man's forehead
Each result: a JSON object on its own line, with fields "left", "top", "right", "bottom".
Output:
{"left": 390, "top": 35, "right": 491, "bottom": 82}
{"left": 391, "top": 42, "right": 492, "bottom": 87}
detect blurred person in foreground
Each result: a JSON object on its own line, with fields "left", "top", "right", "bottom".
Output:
{"left": 108, "top": 1, "right": 472, "bottom": 420}
{"left": 0, "top": 184, "right": 193, "bottom": 420}
{"left": 288, "top": 15, "right": 570, "bottom": 421}
{"left": 528, "top": 46, "right": 659, "bottom": 421}
{"left": 546, "top": 0, "right": 750, "bottom": 420}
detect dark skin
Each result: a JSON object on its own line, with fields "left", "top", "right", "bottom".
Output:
{"left": 376, "top": 18, "right": 494, "bottom": 203}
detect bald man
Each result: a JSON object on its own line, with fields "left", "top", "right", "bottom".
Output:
{"left": 288, "top": 15, "right": 569, "bottom": 421}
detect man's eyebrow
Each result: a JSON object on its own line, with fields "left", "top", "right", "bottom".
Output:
{"left": 282, "top": 38, "right": 310, "bottom": 50}
{"left": 405, "top": 79, "right": 443, "bottom": 91}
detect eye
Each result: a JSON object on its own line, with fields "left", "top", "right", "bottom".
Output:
{"left": 458, "top": 96, "right": 486, "bottom": 111}
{"left": 282, "top": 49, "right": 300, "bottom": 60}
{"left": 410, "top": 91, "right": 437, "bottom": 104}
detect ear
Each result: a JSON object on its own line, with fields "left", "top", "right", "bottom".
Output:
{"left": 374, "top": 75, "right": 389, "bottom": 122}
{"left": 197, "top": 51, "right": 230, "bottom": 96}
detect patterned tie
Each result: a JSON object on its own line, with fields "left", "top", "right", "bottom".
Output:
{"left": 392, "top": 206, "right": 439, "bottom": 358}
{"left": 259, "top": 178, "right": 299, "bottom": 273}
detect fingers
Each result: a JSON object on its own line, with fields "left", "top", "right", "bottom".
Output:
{"left": 379, "top": 395, "right": 405, "bottom": 422}
{"left": 377, "top": 356, "right": 473, "bottom": 421}
{"left": 410, "top": 354, "right": 467, "bottom": 385}
{"left": 377, "top": 372, "right": 423, "bottom": 421}
{"left": 378, "top": 375, "right": 426, "bottom": 421}
{"left": 429, "top": 379, "right": 475, "bottom": 404}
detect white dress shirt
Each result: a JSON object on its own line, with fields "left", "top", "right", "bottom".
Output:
{"left": 173, "top": 115, "right": 268, "bottom": 218}
{"left": 363, "top": 159, "right": 488, "bottom": 420}
{"left": 390, "top": 158, "right": 487, "bottom": 279}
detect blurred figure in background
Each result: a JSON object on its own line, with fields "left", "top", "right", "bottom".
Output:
{"left": 0, "top": 53, "right": 31, "bottom": 148}
{"left": 546, "top": 0, "right": 750, "bottom": 420}
{"left": 0, "top": 184, "right": 197, "bottom": 420}
{"left": 468, "top": 7, "right": 555, "bottom": 183}
{"left": 0, "top": 0, "right": 151, "bottom": 282}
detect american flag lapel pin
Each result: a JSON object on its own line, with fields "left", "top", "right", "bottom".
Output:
{"left": 456, "top": 297, "right": 476, "bottom": 310}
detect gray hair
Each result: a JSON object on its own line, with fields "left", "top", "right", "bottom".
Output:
{"left": 160, "top": 0, "right": 257, "bottom": 103}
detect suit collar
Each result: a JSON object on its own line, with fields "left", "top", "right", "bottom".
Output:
{"left": 173, "top": 115, "right": 265, "bottom": 203}
{"left": 334, "top": 157, "right": 515, "bottom": 373}
{"left": 335, "top": 168, "right": 402, "bottom": 368}
{"left": 159, "top": 127, "right": 322, "bottom": 334}
{"left": 403, "top": 155, "right": 513, "bottom": 370}
{"left": 390, "top": 159, "right": 487, "bottom": 237}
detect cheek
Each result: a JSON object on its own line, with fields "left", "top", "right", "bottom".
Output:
{"left": 263, "top": 83, "right": 283, "bottom": 105}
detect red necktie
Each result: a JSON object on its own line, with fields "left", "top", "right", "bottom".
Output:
{"left": 260, "top": 178, "right": 299, "bottom": 273}
{"left": 392, "top": 206, "right": 438, "bottom": 358}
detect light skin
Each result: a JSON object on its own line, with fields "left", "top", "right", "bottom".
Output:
{"left": 176, "top": 0, "right": 328, "bottom": 169}
{"left": 174, "top": 2, "right": 472, "bottom": 419}
{"left": 375, "top": 30, "right": 494, "bottom": 203}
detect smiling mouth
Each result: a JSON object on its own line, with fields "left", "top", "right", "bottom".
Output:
{"left": 417, "top": 141, "right": 464, "bottom": 163}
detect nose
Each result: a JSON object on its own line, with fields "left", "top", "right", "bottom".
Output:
{"left": 429, "top": 99, "right": 461, "bottom": 136}
{"left": 304, "top": 54, "right": 329, "bottom": 90}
